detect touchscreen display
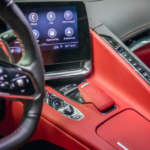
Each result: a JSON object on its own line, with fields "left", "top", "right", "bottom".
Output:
{"left": 8, "top": 6, "right": 78, "bottom": 53}
{"left": 6, "top": 2, "right": 91, "bottom": 65}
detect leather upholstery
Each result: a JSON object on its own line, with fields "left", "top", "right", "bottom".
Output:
{"left": 78, "top": 82, "right": 114, "bottom": 112}
{"left": 1, "top": 28, "right": 150, "bottom": 149}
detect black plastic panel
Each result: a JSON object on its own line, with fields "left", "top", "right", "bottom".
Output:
{"left": 44, "top": 62, "right": 80, "bottom": 72}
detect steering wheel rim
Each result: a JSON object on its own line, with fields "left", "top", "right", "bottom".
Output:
{"left": 0, "top": 0, "right": 45, "bottom": 149}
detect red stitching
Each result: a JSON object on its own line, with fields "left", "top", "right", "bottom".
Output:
{"left": 120, "top": 24, "right": 150, "bottom": 41}
{"left": 0, "top": 125, "right": 23, "bottom": 143}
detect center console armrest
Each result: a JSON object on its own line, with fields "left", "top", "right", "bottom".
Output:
{"left": 78, "top": 83, "right": 114, "bottom": 112}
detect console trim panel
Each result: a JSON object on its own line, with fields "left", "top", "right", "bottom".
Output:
{"left": 44, "top": 60, "right": 91, "bottom": 80}
{"left": 44, "top": 90, "right": 84, "bottom": 121}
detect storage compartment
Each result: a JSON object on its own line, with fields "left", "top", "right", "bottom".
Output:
{"left": 97, "top": 110, "right": 150, "bottom": 150}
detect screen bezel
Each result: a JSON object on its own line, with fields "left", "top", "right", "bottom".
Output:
{"left": 15, "top": 1, "right": 91, "bottom": 65}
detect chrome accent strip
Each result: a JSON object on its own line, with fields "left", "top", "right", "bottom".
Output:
{"left": 117, "top": 142, "right": 129, "bottom": 150}
{"left": 45, "top": 60, "right": 91, "bottom": 80}
{"left": 81, "top": 83, "right": 90, "bottom": 88}
{"left": 6, "top": 0, "right": 13, "bottom": 7}
{"left": 64, "top": 86, "right": 78, "bottom": 96}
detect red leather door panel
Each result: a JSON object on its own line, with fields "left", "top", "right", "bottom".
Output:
{"left": 134, "top": 42, "right": 150, "bottom": 68}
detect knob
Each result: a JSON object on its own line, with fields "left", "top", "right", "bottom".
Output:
{"left": 52, "top": 98, "right": 63, "bottom": 109}
{"left": 58, "top": 105, "right": 74, "bottom": 115}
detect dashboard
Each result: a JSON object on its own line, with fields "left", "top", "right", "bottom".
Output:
{"left": 6, "top": 2, "right": 91, "bottom": 66}
{"left": 1, "top": 0, "right": 150, "bottom": 83}
{"left": 0, "top": 0, "right": 149, "bottom": 84}
{"left": 1, "top": 1, "right": 150, "bottom": 150}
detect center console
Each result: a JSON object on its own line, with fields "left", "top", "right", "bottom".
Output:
{"left": 2, "top": 1, "right": 118, "bottom": 117}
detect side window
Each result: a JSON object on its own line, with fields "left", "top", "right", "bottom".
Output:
{"left": 124, "top": 30, "right": 150, "bottom": 68}
{"left": 124, "top": 30, "right": 150, "bottom": 52}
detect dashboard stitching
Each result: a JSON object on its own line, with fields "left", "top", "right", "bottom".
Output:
{"left": 120, "top": 24, "right": 150, "bottom": 41}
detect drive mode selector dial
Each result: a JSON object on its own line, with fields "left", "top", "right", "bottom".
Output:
{"left": 52, "top": 98, "right": 63, "bottom": 109}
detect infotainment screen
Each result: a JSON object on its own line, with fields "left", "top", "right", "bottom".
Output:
{"left": 7, "top": 2, "right": 91, "bottom": 65}
{"left": 8, "top": 6, "right": 78, "bottom": 51}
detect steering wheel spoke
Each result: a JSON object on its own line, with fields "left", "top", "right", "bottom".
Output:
{"left": 0, "top": 59, "right": 37, "bottom": 100}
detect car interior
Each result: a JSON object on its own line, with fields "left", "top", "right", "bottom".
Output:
{"left": 0, "top": 0, "right": 150, "bottom": 149}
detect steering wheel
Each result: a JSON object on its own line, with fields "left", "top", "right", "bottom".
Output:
{"left": 0, "top": 0, "right": 44, "bottom": 149}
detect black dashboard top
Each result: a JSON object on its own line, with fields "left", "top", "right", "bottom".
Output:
{"left": 14, "top": 0, "right": 150, "bottom": 42}
{"left": 85, "top": 0, "right": 150, "bottom": 42}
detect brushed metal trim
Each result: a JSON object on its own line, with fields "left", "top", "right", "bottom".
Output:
{"left": 63, "top": 86, "right": 78, "bottom": 96}
{"left": 44, "top": 60, "right": 91, "bottom": 80}
{"left": 81, "top": 82, "right": 90, "bottom": 88}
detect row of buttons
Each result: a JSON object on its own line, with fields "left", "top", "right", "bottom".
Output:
{"left": 121, "top": 52, "right": 144, "bottom": 72}
{"left": 44, "top": 90, "right": 84, "bottom": 120}
{"left": 29, "top": 10, "right": 73, "bottom": 22}
{"left": 32, "top": 27, "right": 74, "bottom": 39}
{"left": 0, "top": 66, "right": 34, "bottom": 96}
{"left": 101, "top": 36, "right": 150, "bottom": 84}
{"left": 121, "top": 52, "right": 150, "bottom": 82}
